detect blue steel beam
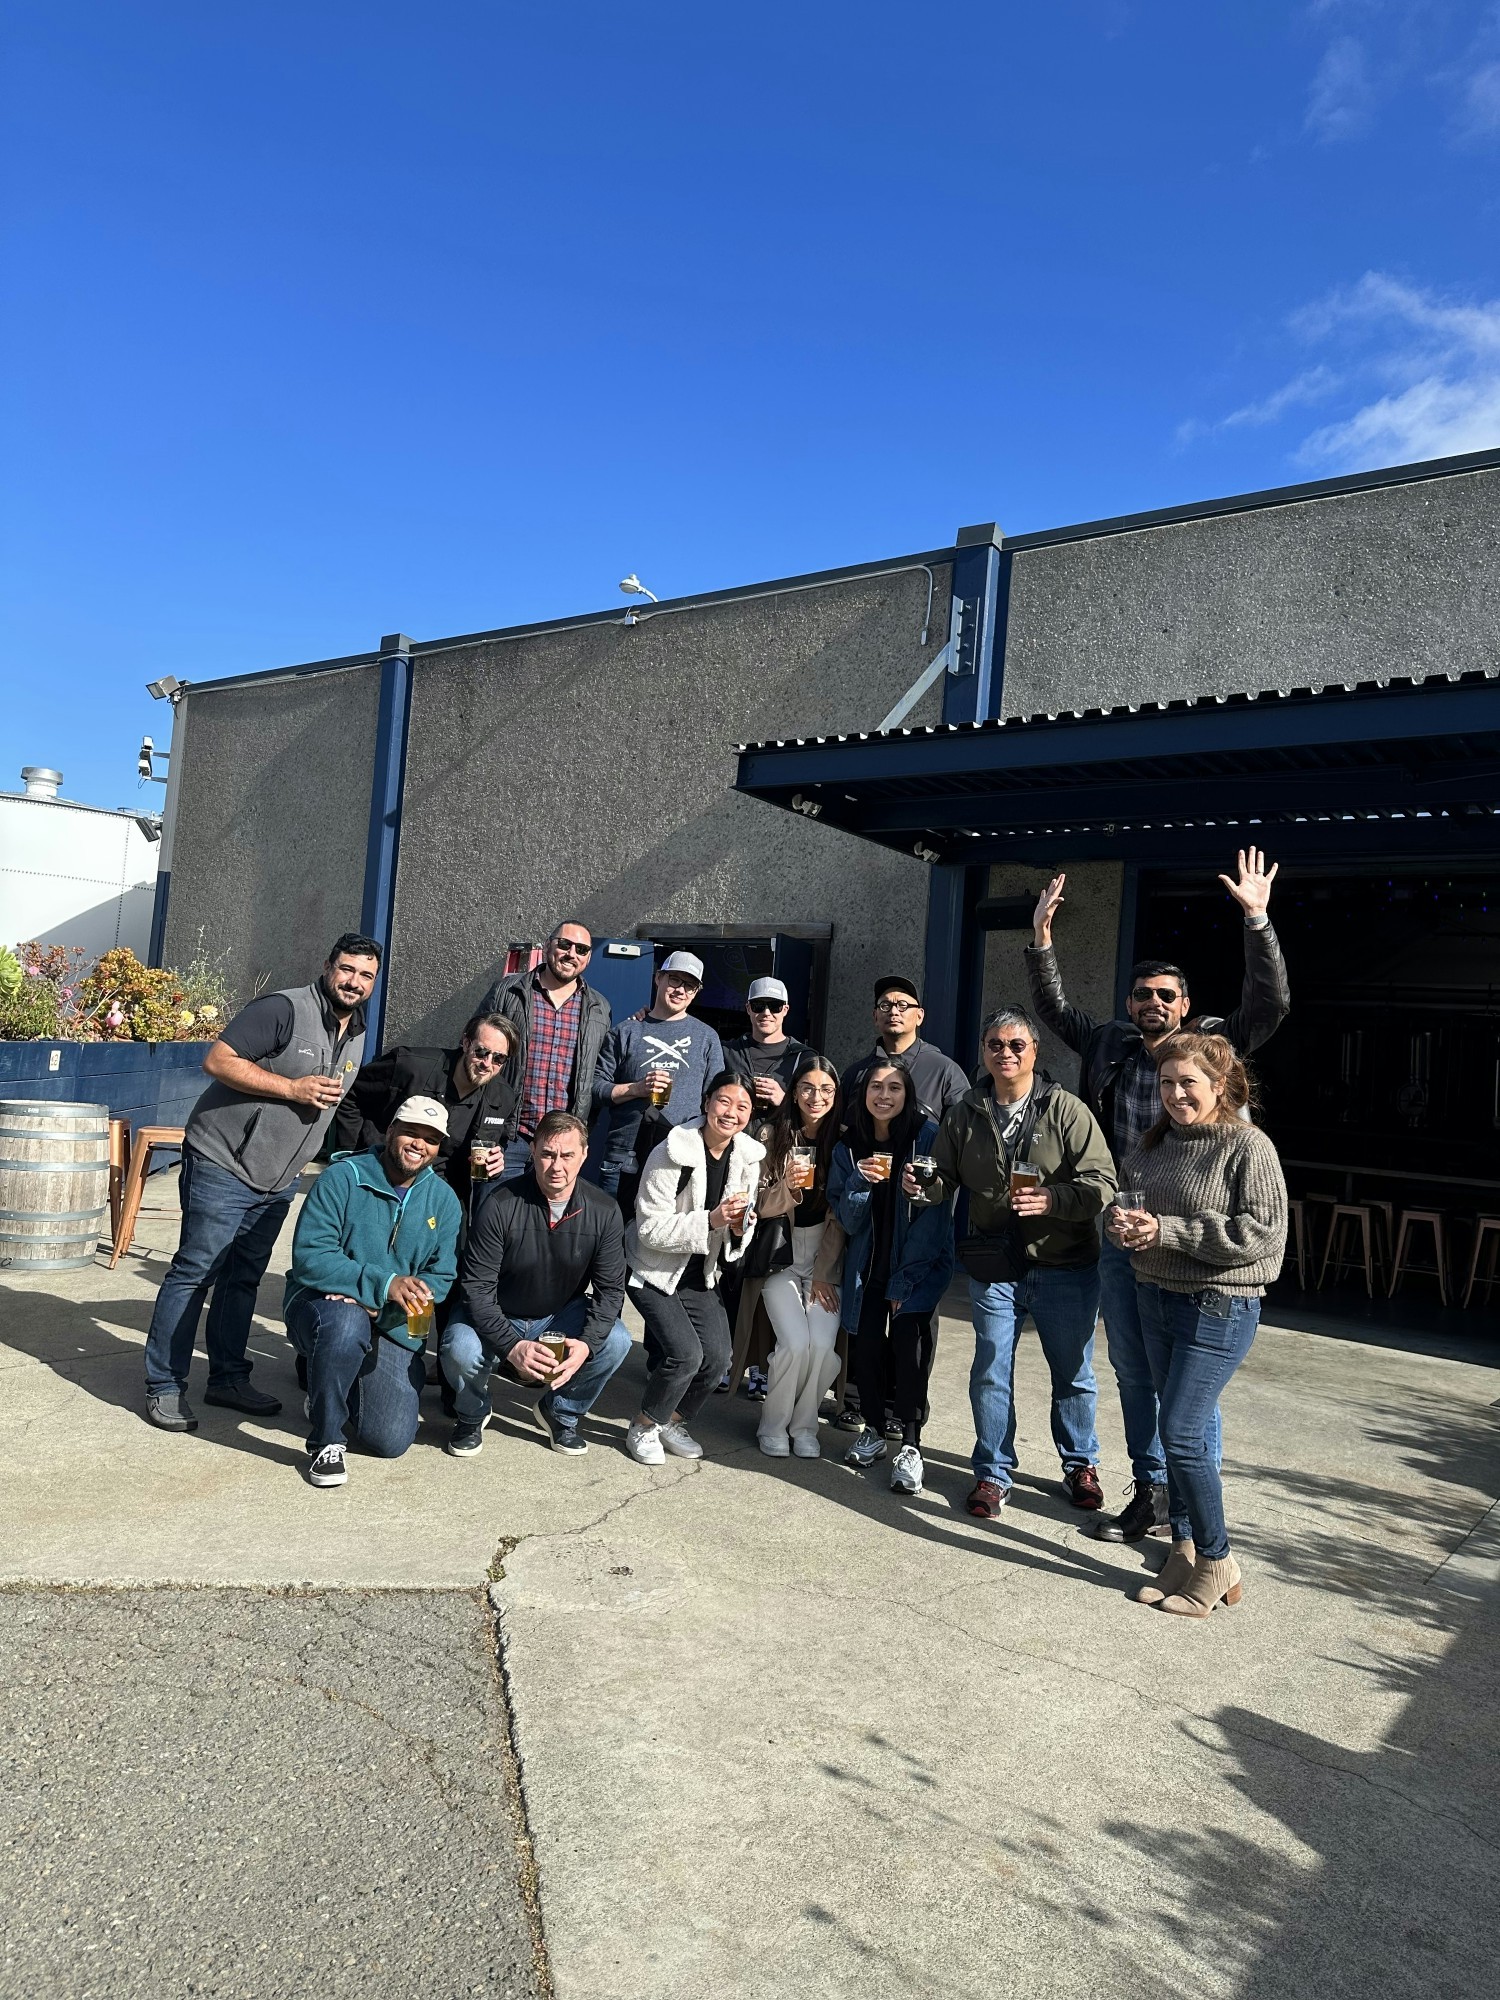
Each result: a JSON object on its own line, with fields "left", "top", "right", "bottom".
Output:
{"left": 359, "top": 636, "right": 413, "bottom": 1055}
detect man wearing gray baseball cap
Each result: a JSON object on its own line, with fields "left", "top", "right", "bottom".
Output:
{"left": 592, "top": 950, "right": 725, "bottom": 1210}
{"left": 724, "top": 975, "right": 809, "bottom": 1116}
{"left": 283, "top": 1094, "right": 464, "bottom": 1487}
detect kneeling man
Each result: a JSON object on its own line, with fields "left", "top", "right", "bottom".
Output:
{"left": 441, "top": 1110, "right": 631, "bottom": 1457}
{"left": 284, "top": 1096, "right": 462, "bottom": 1487}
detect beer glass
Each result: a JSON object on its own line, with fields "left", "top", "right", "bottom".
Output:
{"left": 470, "top": 1141, "right": 489, "bottom": 1182}
{"left": 405, "top": 1298, "right": 435, "bottom": 1346}
{"left": 1010, "top": 1161, "right": 1043, "bottom": 1200}
{"left": 909, "top": 1154, "right": 938, "bottom": 1192}
{"left": 541, "top": 1334, "right": 570, "bottom": 1366}
{"left": 790, "top": 1145, "right": 816, "bottom": 1190}
{"left": 868, "top": 1151, "right": 893, "bottom": 1183}
{"left": 647, "top": 1069, "right": 672, "bottom": 1109}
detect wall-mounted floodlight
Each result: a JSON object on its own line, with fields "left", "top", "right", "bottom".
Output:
{"left": 791, "top": 792, "right": 823, "bottom": 819}
{"left": 146, "top": 675, "right": 185, "bottom": 703}
{"left": 912, "top": 841, "right": 942, "bottom": 863}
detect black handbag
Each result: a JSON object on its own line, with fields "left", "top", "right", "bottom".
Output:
{"left": 740, "top": 1208, "right": 793, "bottom": 1280}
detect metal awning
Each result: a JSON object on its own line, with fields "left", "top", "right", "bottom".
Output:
{"left": 734, "top": 672, "right": 1500, "bottom": 865}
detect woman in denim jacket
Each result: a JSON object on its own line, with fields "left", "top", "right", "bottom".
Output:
{"left": 828, "top": 1056, "right": 954, "bottom": 1496}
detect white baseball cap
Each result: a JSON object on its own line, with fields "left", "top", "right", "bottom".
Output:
{"left": 659, "top": 950, "right": 705, "bottom": 983}
{"left": 391, "top": 1095, "right": 450, "bottom": 1138}
{"left": 747, "top": 977, "right": 789, "bottom": 1004}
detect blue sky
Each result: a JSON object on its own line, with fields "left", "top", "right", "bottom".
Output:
{"left": 5, "top": 0, "right": 1498, "bottom": 807}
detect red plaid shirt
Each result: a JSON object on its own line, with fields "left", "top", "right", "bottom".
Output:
{"left": 520, "top": 981, "right": 582, "bottom": 1136}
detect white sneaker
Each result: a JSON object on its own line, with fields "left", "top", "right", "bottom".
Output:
{"left": 659, "top": 1421, "right": 704, "bottom": 1459}
{"left": 790, "top": 1433, "right": 821, "bottom": 1460}
{"left": 626, "top": 1420, "right": 666, "bottom": 1465}
{"left": 758, "top": 1431, "right": 791, "bottom": 1458}
{"left": 890, "top": 1444, "right": 924, "bottom": 1495}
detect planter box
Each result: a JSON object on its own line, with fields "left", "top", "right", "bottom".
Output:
{"left": 0, "top": 1041, "right": 209, "bottom": 1166}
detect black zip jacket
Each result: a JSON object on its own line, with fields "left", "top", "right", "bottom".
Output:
{"left": 1024, "top": 921, "right": 1291, "bottom": 1151}
{"left": 459, "top": 1172, "right": 626, "bottom": 1360}
{"left": 333, "top": 1044, "right": 519, "bottom": 1202}
{"left": 478, "top": 967, "right": 613, "bottom": 1129}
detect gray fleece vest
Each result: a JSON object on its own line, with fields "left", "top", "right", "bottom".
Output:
{"left": 186, "top": 983, "right": 365, "bottom": 1193}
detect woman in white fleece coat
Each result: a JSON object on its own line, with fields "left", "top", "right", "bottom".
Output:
{"left": 623, "top": 1070, "right": 765, "bottom": 1465}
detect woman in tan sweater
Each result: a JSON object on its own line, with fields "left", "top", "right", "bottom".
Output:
{"left": 1107, "top": 1033, "right": 1286, "bottom": 1619}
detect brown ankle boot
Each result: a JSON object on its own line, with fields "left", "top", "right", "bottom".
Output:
{"left": 1135, "top": 1538, "right": 1195, "bottom": 1606}
{"left": 1159, "top": 1551, "right": 1243, "bottom": 1617}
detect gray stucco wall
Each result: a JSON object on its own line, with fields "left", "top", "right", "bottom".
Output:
{"left": 163, "top": 667, "right": 381, "bottom": 1005}
{"left": 385, "top": 567, "right": 950, "bottom": 1065}
{"left": 980, "top": 863, "right": 1123, "bottom": 1094}
{"left": 1001, "top": 465, "right": 1500, "bottom": 715}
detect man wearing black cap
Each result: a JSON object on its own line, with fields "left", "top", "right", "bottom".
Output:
{"left": 843, "top": 975, "right": 970, "bottom": 1125}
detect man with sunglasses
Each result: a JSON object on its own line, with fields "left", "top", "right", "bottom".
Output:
{"left": 724, "top": 976, "right": 808, "bottom": 1115}
{"left": 335, "top": 1012, "right": 519, "bottom": 1206}
{"left": 843, "top": 974, "right": 971, "bottom": 1125}
{"left": 480, "top": 922, "right": 613, "bottom": 1182}
{"left": 1025, "top": 846, "right": 1290, "bottom": 1543}
{"left": 593, "top": 951, "right": 725, "bottom": 1207}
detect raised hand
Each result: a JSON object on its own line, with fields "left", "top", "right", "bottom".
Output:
{"left": 1033, "top": 873, "right": 1067, "bottom": 947}
{"left": 1219, "top": 846, "right": 1278, "bottom": 923}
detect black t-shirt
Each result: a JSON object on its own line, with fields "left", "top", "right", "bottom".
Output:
{"left": 679, "top": 1144, "right": 732, "bottom": 1292}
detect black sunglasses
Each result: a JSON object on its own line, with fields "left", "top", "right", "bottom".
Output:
{"left": 553, "top": 938, "right": 593, "bottom": 957}
{"left": 748, "top": 999, "right": 786, "bottom": 1013}
{"left": 984, "top": 1037, "right": 1032, "bottom": 1055}
{"left": 1131, "top": 985, "right": 1181, "bottom": 1003}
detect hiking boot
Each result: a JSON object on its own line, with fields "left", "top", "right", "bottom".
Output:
{"left": 306, "top": 1443, "right": 347, "bottom": 1488}
{"left": 966, "top": 1479, "right": 1009, "bottom": 1520}
{"left": 843, "top": 1427, "right": 887, "bottom": 1469}
{"left": 1062, "top": 1463, "right": 1105, "bottom": 1510}
{"left": 1094, "top": 1480, "right": 1170, "bottom": 1543}
{"left": 146, "top": 1392, "right": 198, "bottom": 1433}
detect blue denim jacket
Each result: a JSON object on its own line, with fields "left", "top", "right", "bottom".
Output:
{"left": 828, "top": 1119, "right": 955, "bottom": 1333}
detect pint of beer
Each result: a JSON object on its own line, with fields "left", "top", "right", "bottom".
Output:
{"left": 868, "top": 1151, "right": 893, "bottom": 1183}
{"left": 406, "top": 1299, "right": 435, "bottom": 1345}
{"left": 1010, "top": 1161, "right": 1044, "bottom": 1199}
{"left": 541, "top": 1335, "right": 569, "bottom": 1365}
{"left": 648, "top": 1070, "right": 672, "bottom": 1109}
{"left": 790, "top": 1145, "right": 816, "bottom": 1190}
{"left": 470, "top": 1142, "right": 489, "bottom": 1182}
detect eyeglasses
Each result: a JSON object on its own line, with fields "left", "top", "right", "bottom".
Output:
{"left": 984, "top": 1037, "right": 1032, "bottom": 1056}
{"left": 466, "top": 1046, "right": 508, "bottom": 1067}
{"left": 1131, "top": 985, "right": 1181, "bottom": 1003}
{"left": 552, "top": 938, "right": 592, "bottom": 958}
{"left": 748, "top": 1000, "right": 786, "bottom": 1014}
{"left": 660, "top": 975, "right": 698, "bottom": 991}
{"left": 875, "top": 998, "right": 917, "bottom": 1015}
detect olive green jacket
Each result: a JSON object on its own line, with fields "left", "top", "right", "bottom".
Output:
{"left": 927, "top": 1080, "right": 1116, "bottom": 1273}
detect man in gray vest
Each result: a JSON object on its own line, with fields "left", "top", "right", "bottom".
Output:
{"left": 143, "top": 931, "right": 381, "bottom": 1431}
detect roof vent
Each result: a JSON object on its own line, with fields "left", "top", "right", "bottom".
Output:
{"left": 21, "top": 766, "right": 62, "bottom": 799}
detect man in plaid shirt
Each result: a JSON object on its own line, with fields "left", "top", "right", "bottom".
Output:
{"left": 480, "top": 923, "right": 614, "bottom": 1181}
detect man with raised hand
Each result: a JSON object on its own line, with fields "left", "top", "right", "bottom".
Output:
{"left": 1024, "top": 847, "right": 1290, "bottom": 1545}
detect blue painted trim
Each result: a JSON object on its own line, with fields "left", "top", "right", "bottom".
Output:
{"left": 147, "top": 868, "right": 171, "bottom": 968}
{"left": 922, "top": 863, "right": 986, "bottom": 1062}
{"left": 941, "top": 542, "right": 1004, "bottom": 727}
{"left": 359, "top": 647, "right": 413, "bottom": 1054}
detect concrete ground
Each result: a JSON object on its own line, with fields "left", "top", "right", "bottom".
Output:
{"left": 2, "top": 1167, "right": 1497, "bottom": 1999}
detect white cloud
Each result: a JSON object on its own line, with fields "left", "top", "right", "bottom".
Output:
{"left": 1305, "top": 35, "right": 1375, "bottom": 139}
{"left": 1179, "top": 272, "right": 1500, "bottom": 473}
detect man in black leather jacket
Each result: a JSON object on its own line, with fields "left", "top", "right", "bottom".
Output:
{"left": 1024, "top": 847, "right": 1290, "bottom": 1544}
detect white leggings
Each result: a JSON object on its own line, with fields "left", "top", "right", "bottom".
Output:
{"left": 759, "top": 1224, "right": 841, "bottom": 1445}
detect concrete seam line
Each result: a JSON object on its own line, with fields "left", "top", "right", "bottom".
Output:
{"left": 483, "top": 1574, "right": 555, "bottom": 1999}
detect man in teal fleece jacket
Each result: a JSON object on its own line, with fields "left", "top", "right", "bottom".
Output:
{"left": 284, "top": 1094, "right": 462, "bottom": 1488}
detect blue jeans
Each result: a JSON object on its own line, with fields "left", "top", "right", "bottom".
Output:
{"left": 143, "top": 1145, "right": 296, "bottom": 1397}
{"left": 496, "top": 1136, "right": 534, "bottom": 1185}
{"left": 440, "top": 1297, "right": 632, "bottom": 1430}
{"left": 1135, "top": 1282, "right": 1261, "bottom": 1560}
{"left": 1099, "top": 1236, "right": 1223, "bottom": 1486}
{"left": 968, "top": 1265, "right": 1101, "bottom": 1487}
{"left": 286, "top": 1295, "right": 425, "bottom": 1455}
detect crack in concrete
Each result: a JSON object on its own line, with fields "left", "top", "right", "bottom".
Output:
{"left": 1419, "top": 1494, "right": 1500, "bottom": 1586}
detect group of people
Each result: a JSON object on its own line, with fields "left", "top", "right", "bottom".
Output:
{"left": 140, "top": 846, "right": 1291, "bottom": 1617}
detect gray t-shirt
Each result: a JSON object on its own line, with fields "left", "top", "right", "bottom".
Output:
{"left": 994, "top": 1087, "right": 1033, "bottom": 1162}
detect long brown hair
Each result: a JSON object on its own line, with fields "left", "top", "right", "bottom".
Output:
{"left": 764, "top": 1055, "right": 843, "bottom": 1189}
{"left": 1140, "top": 1032, "right": 1257, "bottom": 1150}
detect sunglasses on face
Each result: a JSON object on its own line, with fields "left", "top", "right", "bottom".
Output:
{"left": 466, "top": 1046, "right": 508, "bottom": 1066}
{"left": 749, "top": 1000, "right": 785, "bottom": 1014}
{"left": 984, "top": 1037, "right": 1032, "bottom": 1056}
{"left": 1131, "top": 985, "right": 1181, "bottom": 1003}
{"left": 553, "top": 939, "right": 592, "bottom": 958}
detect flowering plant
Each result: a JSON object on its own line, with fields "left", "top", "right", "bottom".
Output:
{"left": 0, "top": 940, "right": 236, "bottom": 1043}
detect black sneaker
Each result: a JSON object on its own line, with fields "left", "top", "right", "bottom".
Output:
{"left": 1092, "top": 1480, "right": 1170, "bottom": 1543}
{"left": 532, "top": 1397, "right": 587, "bottom": 1456}
{"left": 203, "top": 1380, "right": 283, "bottom": 1417}
{"left": 446, "top": 1420, "right": 487, "bottom": 1458}
{"left": 831, "top": 1400, "right": 864, "bottom": 1433}
{"left": 306, "top": 1443, "right": 347, "bottom": 1488}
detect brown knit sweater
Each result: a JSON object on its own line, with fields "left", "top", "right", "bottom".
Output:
{"left": 1122, "top": 1120, "right": 1287, "bottom": 1297}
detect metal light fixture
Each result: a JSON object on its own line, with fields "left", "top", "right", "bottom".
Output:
{"left": 619, "top": 574, "right": 658, "bottom": 603}
{"left": 145, "top": 675, "right": 184, "bottom": 703}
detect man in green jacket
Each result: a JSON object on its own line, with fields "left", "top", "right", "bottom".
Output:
{"left": 917, "top": 1006, "right": 1116, "bottom": 1521}
{"left": 284, "top": 1095, "right": 463, "bottom": 1488}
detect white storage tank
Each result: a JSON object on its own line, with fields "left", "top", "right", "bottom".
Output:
{"left": 0, "top": 767, "right": 160, "bottom": 958}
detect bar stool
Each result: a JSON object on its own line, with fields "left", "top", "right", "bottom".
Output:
{"left": 1303, "top": 1191, "right": 1340, "bottom": 1263}
{"left": 1387, "top": 1209, "right": 1450, "bottom": 1306}
{"left": 1317, "top": 1203, "right": 1379, "bottom": 1297}
{"left": 108, "top": 1125, "right": 186, "bottom": 1268}
{"left": 1461, "top": 1215, "right": 1500, "bottom": 1309}
{"left": 1283, "top": 1199, "right": 1310, "bottom": 1289}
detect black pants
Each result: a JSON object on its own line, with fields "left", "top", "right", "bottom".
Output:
{"left": 852, "top": 1287, "right": 936, "bottom": 1443}
{"left": 633, "top": 1282, "right": 733, "bottom": 1426}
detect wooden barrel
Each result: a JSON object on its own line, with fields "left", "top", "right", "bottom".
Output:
{"left": 0, "top": 1099, "right": 111, "bottom": 1273}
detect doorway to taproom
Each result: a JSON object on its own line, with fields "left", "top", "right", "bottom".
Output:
{"left": 636, "top": 926, "right": 829, "bottom": 1049}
